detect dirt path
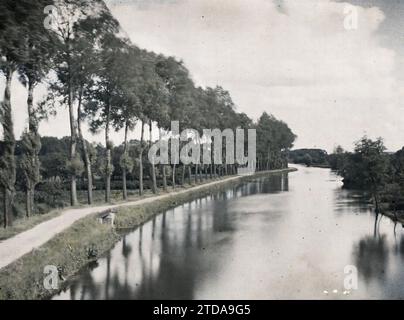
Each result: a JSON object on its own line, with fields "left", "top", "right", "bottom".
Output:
{"left": 0, "top": 175, "right": 242, "bottom": 270}
{"left": 0, "top": 168, "right": 297, "bottom": 271}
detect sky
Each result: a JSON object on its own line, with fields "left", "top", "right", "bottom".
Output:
{"left": 1, "top": 0, "right": 404, "bottom": 152}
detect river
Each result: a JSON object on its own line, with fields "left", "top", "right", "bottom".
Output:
{"left": 53, "top": 165, "right": 404, "bottom": 299}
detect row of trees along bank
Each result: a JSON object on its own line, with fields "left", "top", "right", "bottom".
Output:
{"left": 0, "top": 0, "right": 296, "bottom": 228}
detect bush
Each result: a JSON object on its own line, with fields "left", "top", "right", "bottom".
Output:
{"left": 39, "top": 176, "right": 64, "bottom": 207}
{"left": 66, "top": 157, "right": 84, "bottom": 176}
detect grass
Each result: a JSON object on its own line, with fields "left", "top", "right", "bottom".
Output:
{"left": 0, "top": 215, "right": 119, "bottom": 300}
{"left": 0, "top": 209, "right": 63, "bottom": 241}
{"left": 0, "top": 189, "right": 155, "bottom": 241}
{"left": 0, "top": 168, "right": 296, "bottom": 300}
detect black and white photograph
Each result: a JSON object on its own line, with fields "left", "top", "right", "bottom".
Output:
{"left": 0, "top": 0, "right": 404, "bottom": 307}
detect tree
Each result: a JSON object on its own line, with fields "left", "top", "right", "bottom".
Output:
{"left": 119, "top": 121, "right": 135, "bottom": 200}
{"left": 112, "top": 46, "right": 143, "bottom": 200}
{"left": 289, "top": 149, "right": 328, "bottom": 167}
{"left": 212, "top": 86, "right": 239, "bottom": 177}
{"left": 84, "top": 35, "right": 129, "bottom": 202}
{"left": 386, "top": 147, "right": 404, "bottom": 223}
{"left": 303, "top": 153, "right": 313, "bottom": 167}
{"left": 73, "top": 9, "right": 120, "bottom": 204}
{"left": 353, "top": 137, "right": 388, "bottom": 215}
{"left": 256, "top": 112, "right": 296, "bottom": 171}
{"left": 48, "top": 0, "right": 113, "bottom": 206}
{"left": 146, "top": 65, "right": 169, "bottom": 194}
{"left": 0, "top": 0, "right": 34, "bottom": 226}
{"left": 137, "top": 53, "right": 169, "bottom": 194}
{"left": 17, "top": 0, "right": 57, "bottom": 216}
{"left": 19, "top": 132, "right": 41, "bottom": 217}
{"left": 138, "top": 119, "right": 146, "bottom": 196}
{"left": 328, "top": 145, "right": 346, "bottom": 171}
{"left": 391, "top": 147, "right": 404, "bottom": 188}
{"left": 155, "top": 56, "right": 195, "bottom": 189}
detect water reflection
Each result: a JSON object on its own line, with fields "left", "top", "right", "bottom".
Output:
{"left": 354, "top": 235, "right": 389, "bottom": 283}
{"left": 54, "top": 167, "right": 404, "bottom": 300}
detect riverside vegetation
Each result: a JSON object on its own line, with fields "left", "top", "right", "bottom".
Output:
{"left": 290, "top": 137, "right": 404, "bottom": 227}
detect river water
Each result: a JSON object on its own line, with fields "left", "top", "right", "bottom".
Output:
{"left": 53, "top": 165, "right": 404, "bottom": 300}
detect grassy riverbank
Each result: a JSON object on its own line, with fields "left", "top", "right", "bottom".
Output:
{"left": 0, "top": 168, "right": 296, "bottom": 300}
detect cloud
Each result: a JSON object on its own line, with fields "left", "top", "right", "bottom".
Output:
{"left": 107, "top": 0, "right": 403, "bottom": 151}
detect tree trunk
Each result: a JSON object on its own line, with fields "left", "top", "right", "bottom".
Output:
{"left": 26, "top": 188, "right": 31, "bottom": 218}
{"left": 188, "top": 165, "right": 192, "bottom": 185}
{"left": 139, "top": 121, "right": 144, "bottom": 196}
{"left": 3, "top": 189, "right": 13, "bottom": 228}
{"left": 200, "top": 165, "right": 203, "bottom": 181}
{"left": 1, "top": 66, "right": 16, "bottom": 227}
{"left": 198, "top": 164, "right": 202, "bottom": 182}
{"left": 372, "top": 190, "right": 381, "bottom": 237}
{"left": 105, "top": 151, "right": 111, "bottom": 202}
{"left": 3, "top": 189, "right": 8, "bottom": 228}
{"left": 162, "top": 164, "right": 167, "bottom": 191}
{"left": 26, "top": 79, "right": 39, "bottom": 215}
{"left": 122, "top": 122, "right": 129, "bottom": 200}
{"left": 172, "top": 140, "right": 179, "bottom": 189}
{"left": 373, "top": 212, "right": 379, "bottom": 237}
{"left": 67, "top": 63, "right": 78, "bottom": 206}
{"left": 181, "top": 165, "right": 186, "bottom": 186}
{"left": 25, "top": 186, "right": 35, "bottom": 218}
{"left": 105, "top": 104, "right": 111, "bottom": 203}
{"left": 122, "top": 167, "right": 127, "bottom": 199}
{"left": 159, "top": 128, "right": 167, "bottom": 191}
{"left": 149, "top": 120, "right": 157, "bottom": 194}
{"left": 172, "top": 163, "right": 176, "bottom": 190}
{"left": 267, "top": 150, "right": 271, "bottom": 170}
{"left": 30, "top": 187, "right": 34, "bottom": 216}
{"left": 27, "top": 80, "right": 35, "bottom": 133}
{"left": 77, "top": 88, "right": 93, "bottom": 205}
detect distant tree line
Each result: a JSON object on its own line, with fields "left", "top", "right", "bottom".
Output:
{"left": 0, "top": 0, "right": 296, "bottom": 227}
{"left": 288, "top": 149, "right": 329, "bottom": 167}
